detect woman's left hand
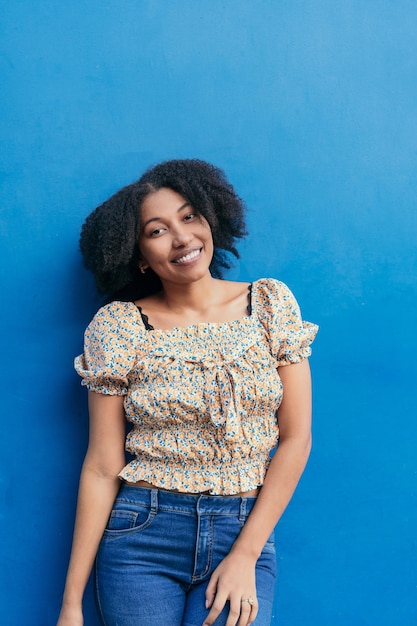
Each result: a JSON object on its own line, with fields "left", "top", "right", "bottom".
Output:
{"left": 203, "top": 552, "right": 258, "bottom": 626}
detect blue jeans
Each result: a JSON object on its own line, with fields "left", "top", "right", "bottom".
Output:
{"left": 95, "top": 485, "right": 277, "bottom": 625}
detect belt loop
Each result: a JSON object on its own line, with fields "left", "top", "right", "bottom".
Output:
{"left": 239, "top": 497, "right": 247, "bottom": 522}
{"left": 150, "top": 488, "right": 158, "bottom": 513}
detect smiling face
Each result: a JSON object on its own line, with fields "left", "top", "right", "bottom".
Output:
{"left": 138, "top": 187, "right": 214, "bottom": 286}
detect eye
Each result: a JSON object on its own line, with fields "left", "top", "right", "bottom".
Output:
{"left": 149, "top": 227, "right": 166, "bottom": 237}
{"left": 184, "top": 212, "right": 197, "bottom": 222}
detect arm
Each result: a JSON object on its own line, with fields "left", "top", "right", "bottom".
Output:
{"left": 57, "top": 392, "right": 126, "bottom": 626}
{"left": 204, "top": 359, "right": 312, "bottom": 626}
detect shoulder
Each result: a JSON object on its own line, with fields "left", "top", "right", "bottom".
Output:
{"left": 91, "top": 300, "right": 139, "bottom": 321}
{"left": 252, "top": 278, "right": 296, "bottom": 303}
{"left": 252, "top": 278, "right": 318, "bottom": 362}
{"left": 76, "top": 301, "right": 142, "bottom": 393}
{"left": 85, "top": 300, "right": 143, "bottom": 338}
{"left": 252, "top": 278, "right": 304, "bottom": 325}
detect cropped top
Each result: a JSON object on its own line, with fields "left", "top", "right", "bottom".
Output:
{"left": 74, "top": 278, "right": 318, "bottom": 495}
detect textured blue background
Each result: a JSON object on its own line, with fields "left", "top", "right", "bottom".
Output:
{"left": 1, "top": 2, "right": 416, "bottom": 624}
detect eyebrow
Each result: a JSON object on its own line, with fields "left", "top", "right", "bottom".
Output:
{"left": 142, "top": 201, "right": 191, "bottom": 228}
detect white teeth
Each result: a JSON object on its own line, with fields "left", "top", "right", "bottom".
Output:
{"left": 174, "top": 249, "right": 201, "bottom": 264}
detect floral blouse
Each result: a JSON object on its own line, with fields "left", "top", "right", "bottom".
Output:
{"left": 74, "top": 278, "right": 318, "bottom": 495}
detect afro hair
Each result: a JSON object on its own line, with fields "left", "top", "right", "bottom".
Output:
{"left": 80, "top": 159, "right": 248, "bottom": 300}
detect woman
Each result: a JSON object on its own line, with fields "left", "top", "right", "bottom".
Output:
{"left": 57, "top": 159, "right": 318, "bottom": 626}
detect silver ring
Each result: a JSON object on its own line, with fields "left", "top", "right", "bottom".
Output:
{"left": 241, "top": 597, "right": 255, "bottom": 606}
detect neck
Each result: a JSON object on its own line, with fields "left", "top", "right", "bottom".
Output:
{"left": 159, "top": 274, "right": 219, "bottom": 314}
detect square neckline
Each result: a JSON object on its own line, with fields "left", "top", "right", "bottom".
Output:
{"left": 133, "top": 283, "right": 253, "bottom": 332}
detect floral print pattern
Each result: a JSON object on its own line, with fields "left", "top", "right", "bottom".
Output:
{"left": 75, "top": 278, "right": 318, "bottom": 495}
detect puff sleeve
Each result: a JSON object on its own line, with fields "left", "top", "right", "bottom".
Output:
{"left": 256, "top": 278, "right": 318, "bottom": 366}
{"left": 74, "top": 301, "right": 141, "bottom": 395}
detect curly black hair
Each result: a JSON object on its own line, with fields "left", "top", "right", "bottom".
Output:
{"left": 80, "top": 159, "right": 248, "bottom": 300}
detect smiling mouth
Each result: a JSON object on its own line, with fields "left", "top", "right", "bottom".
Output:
{"left": 172, "top": 248, "right": 202, "bottom": 264}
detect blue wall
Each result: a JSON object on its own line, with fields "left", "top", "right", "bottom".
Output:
{"left": 1, "top": 2, "right": 416, "bottom": 624}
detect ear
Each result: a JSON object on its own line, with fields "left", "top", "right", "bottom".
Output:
{"left": 138, "top": 258, "right": 149, "bottom": 274}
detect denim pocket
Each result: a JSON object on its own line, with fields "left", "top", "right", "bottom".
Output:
{"left": 103, "top": 504, "right": 156, "bottom": 537}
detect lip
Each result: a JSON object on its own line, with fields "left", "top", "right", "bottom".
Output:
{"left": 171, "top": 247, "right": 203, "bottom": 264}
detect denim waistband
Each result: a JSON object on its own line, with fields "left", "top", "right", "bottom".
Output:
{"left": 117, "top": 484, "right": 258, "bottom": 517}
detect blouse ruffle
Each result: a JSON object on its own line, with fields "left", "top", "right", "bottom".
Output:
{"left": 74, "top": 301, "right": 142, "bottom": 395}
{"left": 255, "top": 278, "right": 318, "bottom": 365}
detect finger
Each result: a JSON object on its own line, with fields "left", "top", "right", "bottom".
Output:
{"left": 225, "top": 598, "right": 242, "bottom": 626}
{"left": 239, "top": 598, "right": 258, "bottom": 626}
{"left": 205, "top": 574, "right": 218, "bottom": 609}
{"left": 202, "top": 593, "right": 228, "bottom": 626}
{"left": 247, "top": 599, "right": 259, "bottom": 625}
{"left": 236, "top": 600, "right": 252, "bottom": 626}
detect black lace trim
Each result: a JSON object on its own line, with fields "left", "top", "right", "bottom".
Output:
{"left": 136, "top": 306, "right": 155, "bottom": 331}
{"left": 247, "top": 282, "right": 253, "bottom": 316}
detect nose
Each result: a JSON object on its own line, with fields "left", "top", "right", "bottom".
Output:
{"left": 172, "top": 225, "right": 192, "bottom": 248}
